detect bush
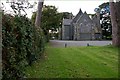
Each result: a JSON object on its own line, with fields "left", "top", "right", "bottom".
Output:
{"left": 2, "top": 13, "right": 45, "bottom": 79}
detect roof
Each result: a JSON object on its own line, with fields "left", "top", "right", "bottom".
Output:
{"left": 76, "top": 11, "right": 92, "bottom": 23}
{"left": 63, "top": 19, "right": 72, "bottom": 25}
{"left": 71, "top": 9, "right": 83, "bottom": 23}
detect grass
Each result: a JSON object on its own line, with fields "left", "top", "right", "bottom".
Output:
{"left": 25, "top": 45, "right": 119, "bottom": 78}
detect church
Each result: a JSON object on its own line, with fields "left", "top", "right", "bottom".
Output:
{"left": 60, "top": 9, "right": 102, "bottom": 40}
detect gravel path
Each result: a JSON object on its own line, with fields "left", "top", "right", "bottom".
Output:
{"left": 50, "top": 40, "right": 112, "bottom": 47}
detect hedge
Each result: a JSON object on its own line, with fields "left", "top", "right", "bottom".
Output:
{"left": 2, "top": 13, "right": 45, "bottom": 79}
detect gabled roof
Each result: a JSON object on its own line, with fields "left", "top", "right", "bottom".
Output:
{"left": 71, "top": 9, "right": 83, "bottom": 23}
{"left": 76, "top": 11, "right": 92, "bottom": 23}
{"left": 92, "top": 14, "right": 97, "bottom": 21}
{"left": 83, "top": 11, "right": 92, "bottom": 21}
{"left": 91, "top": 14, "right": 101, "bottom": 33}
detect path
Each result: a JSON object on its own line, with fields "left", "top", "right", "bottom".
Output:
{"left": 50, "top": 40, "right": 112, "bottom": 47}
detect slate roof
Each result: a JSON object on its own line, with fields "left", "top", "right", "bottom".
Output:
{"left": 76, "top": 11, "right": 92, "bottom": 23}
{"left": 71, "top": 9, "right": 83, "bottom": 23}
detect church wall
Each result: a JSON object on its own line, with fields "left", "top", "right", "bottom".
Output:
{"left": 69, "top": 25, "right": 74, "bottom": 40}
{"left": 73, "top": 24, "right": 77, "bottom": 40}
{"left": 58, "top": 27, "right": 62, "bottom": 40}
{"left": 95, "top": 33, "right": 102, "bottom": 40}
{"left": 62, "top": 25, "right": 71, "bottom": 40}
{"left": 76, "top": 14, "right": 93, "bottom": 40}
{"left": 79, "top": 23, "right": 93, "bottom": 33}
{"left": 61, "top": 9, "right": 102, "bottom": 41}
{"left": 78, "top": 33, "right": 92, "bottom": 40}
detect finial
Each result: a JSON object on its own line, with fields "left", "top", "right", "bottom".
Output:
{"left": 78, "top": 8, "right": 83, "bottom": 14}
{"left": 84, "top": 11, "right": 87, "bottom": 14}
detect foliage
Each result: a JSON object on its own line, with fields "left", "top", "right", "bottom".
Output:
{"left": 98, "top": 2, "right": 112, "bottom": 40}
{"left": 5, "top": 0, "right": 36, "bottom": 16}
{"left": 60, "top": 12, "right": 73, "bottom": 19}
{"left": 31, "top": 5, "right": 74, "bottom": 40}
{"left": 2, "top": 13, "right": 45, "bottom": 79}
{"left": 31, "top": 5, "right": 62, "bottom": 41}
{"left": 25, "top": 46, "right": 118, "bottom": 78}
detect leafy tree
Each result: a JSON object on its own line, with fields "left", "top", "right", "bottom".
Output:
{"left": 31, "top": 5, "right": 74, "bottom": 40}
{"left": 41, "top": 5, "right": 61, "bottom": 32}
{"left": 2, "top": 0, "right": 45, "bottom": 79}
{"left": 110, "top": 1, "right": 120, "bottom": 47}
{"left": 98, "top": 2, "right": 112, "bottom": 40}
{"left": 31, "top": 5, "right": 62, "bottom": 41}
{"left": 61, "top": 12, "right": 73, "bottom": 19}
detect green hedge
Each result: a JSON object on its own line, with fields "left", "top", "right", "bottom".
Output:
{"left": 2, "top": 14, "right": 45, "bottom": 79}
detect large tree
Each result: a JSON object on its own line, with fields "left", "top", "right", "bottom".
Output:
{"left": 32, "top": 5, "right": 62, "bottom": 40}
{"left": 31, "top": 5, "right": 74, "bottom": 40}
{"left": 35, "top": 0, "right": 44, "bottom": 28}
{"left": 109, "top": 0, "right": 120, "bottom": 47}
{"left": 0, "top": 2, "right": 2, "bottom": 80}
{"left": 98, "top": 2, "right": 112, "bottom": 40}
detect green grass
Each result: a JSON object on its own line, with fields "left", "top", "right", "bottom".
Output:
{"left": 25, "top": 45, "right": 119, "bottom": 78}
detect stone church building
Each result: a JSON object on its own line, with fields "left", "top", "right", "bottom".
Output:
{"left": 60, "top": 9, "right": 102, "bottom": 40}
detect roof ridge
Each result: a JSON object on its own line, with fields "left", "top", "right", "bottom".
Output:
{"left": 71, "top": 8, "right": 83, "bottom": 23}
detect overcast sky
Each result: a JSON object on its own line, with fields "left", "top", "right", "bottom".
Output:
{"left": 2, "top": 0, "right": 109, "bottom": 18}
{"left": 44, "top": 0, "right": 109, "bottom": 15}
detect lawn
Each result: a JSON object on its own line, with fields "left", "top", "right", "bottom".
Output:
{"left": 25, "top": 45, "right": 119, "bottom": 78}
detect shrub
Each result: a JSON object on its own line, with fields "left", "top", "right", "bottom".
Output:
{"left": 2, "top": 13, "right": 45, "bottom": 79}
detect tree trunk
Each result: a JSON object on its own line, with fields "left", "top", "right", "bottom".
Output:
{"left": 116, "top": 2, "right": 120, "bottom": 47}
{"left": 109, "top": 1, "right": 120, "bottom": 47}
{"left": 35, "top": 0, "right": 44, "bottom": 28}
{"left": 0, "top": 8, "right": 2, "bottom": 80}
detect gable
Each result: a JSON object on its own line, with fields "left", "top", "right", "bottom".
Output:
{"left": 75, "top": 12, "right": 94, "bottom": 33}
{"left": 76, "top": 12, "right": 93, "bottom": 25}
{"left": 92, "top": 15, "right": 101, "bottom": 33}
{"left": 71, "top": 9, "right": 83, "bottom": 24}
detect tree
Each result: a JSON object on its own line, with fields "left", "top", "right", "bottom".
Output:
{"left": 35, "top": 0, "right": 44, "bottom": 28}
{"left": 61, "top": 12, "right": 73, "bottom": 19}
{"left": 98, "top": 2, "right": 112, "bottom": 40}
{"left": 5, "top": 0, "right": 36, "bottom": 16}
{"left": 41, "top": 5, "right": 61, "bottom": 32}
{"left": 32, "top": 5, "right": 62, "bottom": 41}
{"left": 109, "top": 1, "right": 120, "bottom": 47}
{"left": 0, "top": 2, "right": 2, "bottom": 80}
{"left": 31, "top": 5, "right": 74, "bottom": 40}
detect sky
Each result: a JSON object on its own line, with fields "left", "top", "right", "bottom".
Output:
{"left": 44, "top": 0, "right": 109, "bottom": 15}
{"left": 1, "top": 0, "right": 109, "bottom": 18}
